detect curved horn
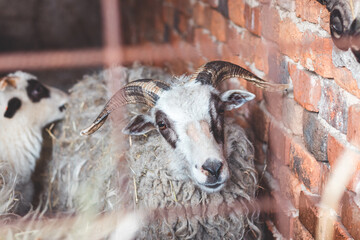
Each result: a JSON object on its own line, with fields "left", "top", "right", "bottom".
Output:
{"left": 80, "top": 79, "right": 170, "bottom": 136}
{"left": 190, "top": 61, "right": 289, "bottom": 91}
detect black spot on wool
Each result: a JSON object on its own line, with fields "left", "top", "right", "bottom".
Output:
{"left": 4, "top": 97, "right": 22, "bottom": 118}
{"left": 26, "top": 80, "right": 50, "bottom": 103}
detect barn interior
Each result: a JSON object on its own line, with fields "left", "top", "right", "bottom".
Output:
{"left": 1, "top": 0, "right": 360, "bottom": 239}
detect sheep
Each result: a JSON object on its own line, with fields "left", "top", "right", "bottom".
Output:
{"left": 0, "top": 71, "right": 68, "bottom": 215}
{"left": 77, "top": 61, "right": 288, "bottom": 239}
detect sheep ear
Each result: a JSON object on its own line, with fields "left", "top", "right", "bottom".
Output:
{"left": 4, "top": 97, "right": 22, "bottom": 118}
{"left": 220, "top": 90, "right": 255, "bottom": 111}
{"left": 122, "top": 114, "right": 155, "bottom": 135}
{"left": 0, "top": 76, "right": 18, "bottom": 91}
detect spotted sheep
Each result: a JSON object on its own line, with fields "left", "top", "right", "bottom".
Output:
{"left": 80, "top": 61, "right": 288, "bottom": 239}
{"left": 0, "top": 71, "right": 68, "bottom": 214}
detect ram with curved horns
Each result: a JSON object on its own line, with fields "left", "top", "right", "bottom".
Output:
{"left": 81, "top": 61, "right": 288, "bottom": 193}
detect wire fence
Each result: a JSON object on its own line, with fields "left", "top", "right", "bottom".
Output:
{"left": 1, "top": 0, "right": 354, "bottom": 239}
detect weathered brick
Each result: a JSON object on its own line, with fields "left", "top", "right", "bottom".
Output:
{"left": 176, "top": 41, "right": 198, "bottom": 61}
{"left": 295, "top": 0, "right": 324, "bottom": 24}
{"left": 267, "top": 46, "right": 290, "bottom": 85}
{"left": 341, "top": 191, "right": 360, "bottom": 239}
{"left": 278, "top": 17, "right": 303, "bottom": 62}
{"left": 319, "top": 5, "right": 330, "bottom": 33}
{"left": 228, "top": 0, "right": 245, "bottom": 27}
{"left": 163, "top": 24, "right": 171, "bottom": 42}
{"left": 226, "top": 25, "right": 261, "bottom": 64}
{"left": 319, "top": 80, "right": 349, "bottom": 134}
{"left": 193, "top": 2, "right": 206, "bottom": 27}
{"left": 244, "top": 4, "right": 262, "bottom": 36}
{"left": 174, "top": 10, "right": 189, "bottom": 35}
{"left": 282, "top": 97, "right": 304, "bottom": 135}
{"left": 205, "top": 0, "right": 219, "bottom": 8}
{"left": 348, "top": 170, "right": 360, "bottom": 194}
{"left": 194, "top": 28, "right": 220, "bottom": 60}
{"left": 327, "top": 133, "right": 347, "bottom": 168}
{"left": 263, "top": 91, "right": 284, "bottom": 122}
{"left": 279, "top": 20, "right": 333, "bottom": 78}
{"left": 241, "top": 30, "right": 262, "bottom": 64}
{"left": 169, "top": 29, "right": 182, "bottom": 44}
{"left": 272, "top": 204, "right": 294, "bottom": 238}
{"left": 269, "top": 188, "right": 296, "bottom": 238}
{"left": 299, "top": 191, "right": 321, "bottom": 236}
{"left": 261, "top": 5, "right": 281, "bottom": 43}
{"left": 155, "top": 15, "right": 167, "bottom": 42}
{"left": 293, "top": 217, "right": 313, "bottom": 240}
{"left": 162, "top": 4, "right": 175, "bottom": 26}
{"left": 290, "top": 139, "right": 324, "bottom": 193}
{"left": 226, "top": 25, "right": 243, "bottom": 55}
{"left": 304, "top": 33, "right": 334, "bottom": 79}
{"left": 217, "top": 0, "right": 228, "bottom": 18}
{"left": 173, "top": 0, "right": 192, "bottom": 16}
{"left": 347, "top": 104, "right": 360, "bottom": 149}
{"left": 288, "top": 63, "right": 321, "bottom": 112}
{"left": 334, "top": 67, "right": 360, "bottom": 99}
{"left": 249, "top": 102, "right": 270, "bottom": 142}
{"left": 303, "top": 111, "right": 328, "bottom": 162}
{"left": 210, "top": 9, "right": 227, "bottom": 42}
{"left": 220, "top": 43, "right": 234, "bottom": 62}
{"left": 219, "top": 45, "right": 248, "bottom": 69}
{"left": 276, "top": 0, "right": 296, "bottom": 11}
{"left": 327, "top": 133, "right": 360, "bottom": 192}
{"left": 267, "top": 150, "right": 282, "bottom": 181}
{"left": 268, "top": 121, "right": 291, "bottom": 165}
{"left": 277, "top": 166, "right": 302, "bottom": 208}
{"left": 199, "top": 4, "right": 213, "bottom": 30}
{"left": 263, "top": 53, "right": 289, "bottom": 120}
{"left": 333, "top": 221, "right": 354, "bottom": 240}
{"left": 254, "top": 38, "right": 269, "bottom": 75}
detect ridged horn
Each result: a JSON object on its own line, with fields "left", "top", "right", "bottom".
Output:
{"left": 190, "top": 61, "right": 289, "bottom": 91}
{"left": 80, "top": 79, "right": 170, "bottom": 136}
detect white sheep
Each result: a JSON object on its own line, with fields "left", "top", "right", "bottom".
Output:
{"left": 78, "top": 61, "right": 288, "bottom": 239}
{"left": 0, "top": 71, "right": 68, "bottom": 215}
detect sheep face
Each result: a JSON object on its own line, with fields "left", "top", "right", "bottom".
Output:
{"left": 0, "top": 71, "right": 68, "bottom": 177}
{"left": 81, "top": 61, "right": 287, "bottom": 193}
{"left": 123, "top": 80, "right": 255, "bottom": 192}
{"left": 1, "top": 71, "right": 68, "bottom": 128}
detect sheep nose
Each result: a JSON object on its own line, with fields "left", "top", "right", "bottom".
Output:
{"left": 202, "top": 159, "right": 223, "bottom": 179}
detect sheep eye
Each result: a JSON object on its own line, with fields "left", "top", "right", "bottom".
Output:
{"left": 157, "top": 121, "right": 167, "bottom": 130}
{"left": 218, "top": 107, "right": 225, "bottom": 115}
{"left": 218, "top": 103, "right": 225, "bottom": 115}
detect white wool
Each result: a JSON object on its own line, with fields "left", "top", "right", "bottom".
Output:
{"left": 44, "top": 65, "right": 261, "bottom": 239}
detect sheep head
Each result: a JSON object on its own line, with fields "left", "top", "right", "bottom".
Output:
{"left": 0, "top": 71, "right": 68, "bottom": 128}
{"left": 81, "top": 61, "right": 288, "bottom": 193}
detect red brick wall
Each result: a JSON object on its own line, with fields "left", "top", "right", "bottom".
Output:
{"left": 122, "top": 0, "right": 360, "bottom": 239}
